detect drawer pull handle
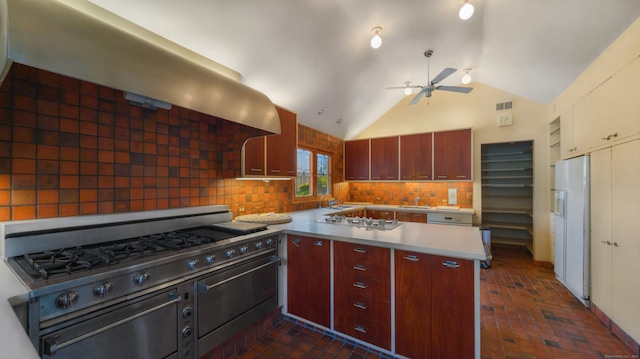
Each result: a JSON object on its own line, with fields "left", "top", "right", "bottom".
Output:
{"left": 353, "top": 282, "right": 367, "bottom": 289}
{"left": 443, "top": 260, "right": 460, "bottom": 268}
{"left": 270, "top": 169, "right": 281, "bottom": 173}
{"left": 353, "top": 248, "right": 367, "bottom": 254}
{"left": 353, "top": 302, "right": 367, "bottom": 310}
{"left": 291, "top": 238, "right": 301, "bottom": 248}
{"left": 404, "top": 255, "right": 419, "bottom": 262}
{"left": 354, "top": 325, "right": 367, "bottom": 334}
{"left": 353, "top": 264, "right": 366, "bottom": 271}
{"left": 250, "top": 168, "right": 263, "bottom": 172}
{"left": 314, "top": 241, "right": 324, "bottom": 246}
{"left": 437, "top": 175, "right": 447, "bottom": 178}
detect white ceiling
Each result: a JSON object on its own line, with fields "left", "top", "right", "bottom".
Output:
{"left": 89, "top": 0, "right": 640, "bottom": 139}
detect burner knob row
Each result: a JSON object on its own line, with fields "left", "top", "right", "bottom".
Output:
{"left": 133, "top": 272, "right": 151, "bottom": 286}
{"left": 93, "top": 282, "right": 114, "bottom": 298}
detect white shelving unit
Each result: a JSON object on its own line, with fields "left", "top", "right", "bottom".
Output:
{"left": 481, "top": 140, "right": 534, "bottom": 252}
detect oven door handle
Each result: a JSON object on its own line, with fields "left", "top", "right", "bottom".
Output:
{"left": 198, "top": 256, "right": 280, "bottom": 293}
{"left": 43, "top": 293, "right": 179, "bottom": 356}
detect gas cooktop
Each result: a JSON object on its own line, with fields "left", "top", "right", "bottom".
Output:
{"left": 14, "top": 225, "right": 267, "bottom": 281}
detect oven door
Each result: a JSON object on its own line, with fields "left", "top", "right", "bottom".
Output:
{"left": 41, "top": 288, "right": 181, "bottom": 359}
{"left": 196, "top": 253, "right": 279, "bottom": 356}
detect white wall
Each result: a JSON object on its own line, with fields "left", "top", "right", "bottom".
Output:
{"left": 356, "top": 82, "right": 550, "bottom": 262}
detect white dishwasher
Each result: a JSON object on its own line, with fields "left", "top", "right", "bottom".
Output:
{"left": 427, "top": 211, "right": 473, "bottom": 226}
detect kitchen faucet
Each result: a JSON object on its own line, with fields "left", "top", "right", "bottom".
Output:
{"left": 319, "top": 195, "right": 328, "bottom": 209}
{"left": 415, "top": 197, "right": 420, "bottom": 206}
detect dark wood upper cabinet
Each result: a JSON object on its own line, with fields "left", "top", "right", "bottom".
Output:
{"left": 242, "top": 106, "right": 297, "bottom": 177}
{"left": 370, "top": 136, "right": 399, "bottom": 180}
{"left": 344, "top": 139, "right": 370, "bottom": 180}
{"left": 433, "top": 128, "right": 472, "bottom": 180}
{"left": 242, "top": 137, "right": 265, "bottom": 176}
{"left": 266, "top": 107, "right": 297, "bottom": 176}
{"left": 400, "top": 132, "right": 433, "bottom": 180}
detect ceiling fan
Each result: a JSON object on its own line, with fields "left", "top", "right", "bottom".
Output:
{"left": 387, "top": 50, "right": 473, "bottom": 105}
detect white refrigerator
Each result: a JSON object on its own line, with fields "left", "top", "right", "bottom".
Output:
{"left": 553, "top": 155, "right": 590, "bottom": 307}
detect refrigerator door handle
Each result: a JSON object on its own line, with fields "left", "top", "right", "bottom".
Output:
{"left": 554, "top": 190, "right": 566, "bottom": 218}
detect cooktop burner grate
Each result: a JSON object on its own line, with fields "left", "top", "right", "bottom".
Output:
{"left": 15, "top": 225, "right": 261, "bottom": 280}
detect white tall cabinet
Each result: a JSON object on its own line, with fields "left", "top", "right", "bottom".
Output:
{"left": 590, "top": 139, "right": 640, "bottom": 343}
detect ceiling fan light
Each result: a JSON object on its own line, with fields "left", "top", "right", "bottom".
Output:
{"left": 462, "top": 72, "right": 471, "bottom": 84}
{"left": 404, "top": 87, "right": 412, "bottom": 95}
{"left": 370, "top": 27, "right": 382, "bottom": 49}
{"left": 459, "top": 1, "right": 474, "bottom": 20}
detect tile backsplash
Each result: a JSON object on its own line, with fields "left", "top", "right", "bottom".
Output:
{"left": 0, "top": 63, "right": 471, "bottom": 222}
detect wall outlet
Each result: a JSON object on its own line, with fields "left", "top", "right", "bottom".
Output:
{"left": 239, "top": 207, "right": 245, "bottom": 212}
{"left": 448, "top": 188, "right": 457, "bottom": 204}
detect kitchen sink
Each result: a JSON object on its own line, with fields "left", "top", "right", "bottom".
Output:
{"left": 315, "top": 215, "right": 402, "bottom": 230}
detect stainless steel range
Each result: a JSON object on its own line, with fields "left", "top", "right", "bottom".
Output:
{"left": 2, "top": 206, "right": 280, "bottom": 359}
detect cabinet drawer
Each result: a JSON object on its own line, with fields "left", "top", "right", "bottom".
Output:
{"left": 334, "top": 290, "right": 390, "bottom": 324}
{"left": 334, "top": 241, "right": 390, "bottom": 266}
{"left": 334, "top": 313, "right": 391, "bottom": 350}
{"left": 334, "top": 270, "right": 390, "bottom": 301}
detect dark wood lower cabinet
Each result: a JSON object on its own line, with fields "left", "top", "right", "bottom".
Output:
{"left": 395, "top": 251, "right": 474, "bottom": 359}
{"left": 334, "top": 242, "right": 391, "bottom": 350}
{"left": 286, "top": 235, "right": 331, "bottom": 328}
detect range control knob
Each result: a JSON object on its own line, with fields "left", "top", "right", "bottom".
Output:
{"left": 225, "top": 249, "right": 236, "bottom": 259}
{"left": 266, "top": 238, "right": 273, "bottom": 247}
{"left": 133, "top": 272, "right": 151, "bottom": 286}
{"left": 93, "top": 282, "right": 114, "bottom": 298}
{"left": 182, "top": 326, "right": 192, "bottom": 338}
{"left": 205, "top": 254, "right": 216, "bottom": 264}
{"left": 255, "top": 241, "right": 263, "bottom": 250}
{"left": 182, "top": 307, "right": 193, "bottom": 318}
{"left": 55, "top": 292, "right": 79, "bottom": 309}
{"left": 239, "top": 245, "right": 248, "bottom": 254}
{"left": 187, "top": 259, "right": 199, "bottom": 270}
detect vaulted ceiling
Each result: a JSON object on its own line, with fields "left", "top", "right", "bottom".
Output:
{"left": 88, "top": 0, "right": 640, "bottom": 139}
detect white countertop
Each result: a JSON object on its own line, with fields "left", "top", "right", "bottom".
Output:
{"left": 0, "top": 262, "right": 40, "bottom": 359}
{"left": 0, "top": 206, "right": 483, "bottom": 359}
{"left": 270, "top": 208, "right": 486, "bottom": 261}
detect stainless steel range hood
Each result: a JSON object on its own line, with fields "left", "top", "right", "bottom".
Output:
{"left": 0, "top": 0, "right": 280, "bottom": 134}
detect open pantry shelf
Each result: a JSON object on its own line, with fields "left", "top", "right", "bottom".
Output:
{"left": 481, "top": 140, "right": 534, "bottom": 252}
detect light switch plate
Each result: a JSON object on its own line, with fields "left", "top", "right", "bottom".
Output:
{"left": 448, "top": 188, "right": 457, "bottom": 204}
{"left": 499, "top": 114, "right": 513, "bottom": 126}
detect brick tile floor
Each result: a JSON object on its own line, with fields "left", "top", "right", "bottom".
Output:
{"left": 229, "top": 244, "right": 636, "bottom": 358}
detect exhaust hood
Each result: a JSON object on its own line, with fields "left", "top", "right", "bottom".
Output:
{"left": 0, "top": 0, "right": 281, "bottom": 134}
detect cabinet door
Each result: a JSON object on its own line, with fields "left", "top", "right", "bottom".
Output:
{"left": 430, "top": 255, "right": 474, "bottom": 359}
{"left": 433, "top": 129, "right": 471, "bottom": 180}
{"left": 609, "top": 57, "right": 640, "bottom": 143}
{"left": 400, "top": 133, "right": 432, "bottom": 180}
{"left": 286, "top": 235, "right": 331, "bottom": 328}
{"left": 395, "top": 250, "right": 432, "bottom": 358}
{"left": 266, "top": 107, "right": 297, "bottom": 176}
{"left": 370, "top": 136, "right": 398, "bottom": 180}
{"left": 242, "top": 137, "right": 265, "bottom": 176}
{"left": 345, "top": 139, "right": 370, "bottom": 180}
{"left": 589, "top": 148, "right": 612, "bottom": 313}
{"left": 560, "top": 108, "right": 577, "bottom": 158}
{"left": 611, "top": 140, "right": 640, "bottom": 342}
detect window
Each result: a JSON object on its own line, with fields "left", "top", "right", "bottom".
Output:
{"left": 295, "top": 148, "right": 331, "bottom": 199}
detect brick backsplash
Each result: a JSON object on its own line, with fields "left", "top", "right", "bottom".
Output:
{"left": 345, "top": 181, "right": 473, "bottom": 208}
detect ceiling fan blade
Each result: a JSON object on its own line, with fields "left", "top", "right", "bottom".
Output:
{"left": 437, "top": 85, "right": 473, "bottom": 94}
{"left": 408, "top": 89, "right": 427, "bottom": 105}
{"left": 430, "top": 68, "right": 457, "bottom": 85}
{"left": 386, "top": 85, "right": 423, "bottom": 90}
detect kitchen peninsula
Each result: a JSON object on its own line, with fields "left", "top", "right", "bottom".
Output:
{"left": 271, "top": 208, "right": 486, "bottom": 359}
